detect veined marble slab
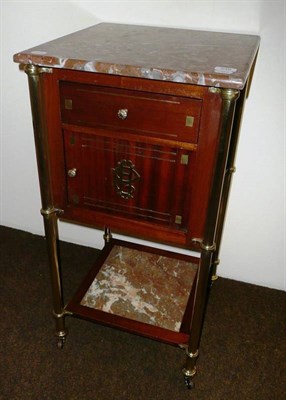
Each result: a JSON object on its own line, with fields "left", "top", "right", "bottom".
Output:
{"left": 13, "top": 23, "right": 260, "bottom": 89}
{"left": 80, "top": 245, "right": 198, "bottom": 332}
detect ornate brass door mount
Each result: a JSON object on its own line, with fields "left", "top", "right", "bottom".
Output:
{"left": 112, "top": 159, "right": 140, "bottom": 199}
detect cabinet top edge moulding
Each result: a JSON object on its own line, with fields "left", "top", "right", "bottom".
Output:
{"left": 13, "top": 23, "right": 260, "bottom": 90}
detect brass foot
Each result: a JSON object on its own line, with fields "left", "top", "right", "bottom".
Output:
{"left": 211, "top": 273, "right": 219, "bottom": 282}
{"left": 211, "top": 258, "right": 220, "bottom": 282}
{"left": 182, "top": 366, "right": 197, "bottom": 378}
{"left": 55, "top": 329, "right": 67, "bottom": 349}
{"left": 182, "top": 348, "right": 199, "bottom": 384}
{"left": 103, "top": 227, "right": 112, "bottom": 243}
{"left": 53, "top": 311, "right": 69, "bottom": 349}
{"left": 182, "top": 365, "right": 196, "bottom": 389}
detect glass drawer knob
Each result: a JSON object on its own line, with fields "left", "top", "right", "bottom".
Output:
{"left": 67, "top": 168, "right": 77, "bottom": 178}
{"left": 118, "top": 108, "right": 128, "bottom": 120}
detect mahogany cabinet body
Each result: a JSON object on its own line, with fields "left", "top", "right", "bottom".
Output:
{"left": 43, "top": 69, "right": 223, "bottom": 248}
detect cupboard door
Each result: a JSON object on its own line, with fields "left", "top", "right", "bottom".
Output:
{"left": 64, "top": 130, "right": 196, "bottom": 231}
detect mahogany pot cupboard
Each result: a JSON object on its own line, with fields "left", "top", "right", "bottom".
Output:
{"left": 14, "top": 23, "right": 260, "bottom": 389}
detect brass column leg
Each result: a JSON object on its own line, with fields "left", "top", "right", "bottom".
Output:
{"left": 41, "top": 207, "right": 67, "bottom": 348}
{"left": 183, "top": 88, "right": 240, "bottom": 388}
{"left": 211, "top": 84, "right": 248, "bottom": 281}
{"left": 24, "top": 65, "right": 67, "bottom": 348}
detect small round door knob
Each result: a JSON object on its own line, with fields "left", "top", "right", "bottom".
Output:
{"left": 67, "top": 168, "right": 77, "bottom": 178}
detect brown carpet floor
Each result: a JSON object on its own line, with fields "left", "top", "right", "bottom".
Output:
{"left": 0, "top": 225, "right": 285, "bottom": 400}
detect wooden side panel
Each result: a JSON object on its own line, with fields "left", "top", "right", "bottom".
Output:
{"left": 40, "top": 72, "right": 66, "bottom": 209}
{"left": 186, "top": 90, "right": 222, "bottom": 245}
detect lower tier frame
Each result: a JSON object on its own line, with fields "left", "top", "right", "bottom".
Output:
{"left": 65, "top": 238, "right": 199, "bottom": 346}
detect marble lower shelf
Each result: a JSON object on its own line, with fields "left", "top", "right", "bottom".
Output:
{"left": 66, "top": 239, "right": 199, "bottom": 344}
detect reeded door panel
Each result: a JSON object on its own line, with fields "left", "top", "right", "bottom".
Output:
{"left": 63, "top": 130, "right": 196, "bottom": 231}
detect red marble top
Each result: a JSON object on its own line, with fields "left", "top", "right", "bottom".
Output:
{"left": 13, "top": 23, "right": 260, "bottom": 89}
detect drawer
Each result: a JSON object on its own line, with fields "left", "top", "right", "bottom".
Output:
{"left": 60, "top": 82, "right": 202, "bottom": 144}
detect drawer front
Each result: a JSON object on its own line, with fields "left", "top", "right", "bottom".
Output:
{"left": 60, "top": 82, "right": 202, "bottom": 144}
{"left": 64, "top": 130, "right": 196, "bottom": 230}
